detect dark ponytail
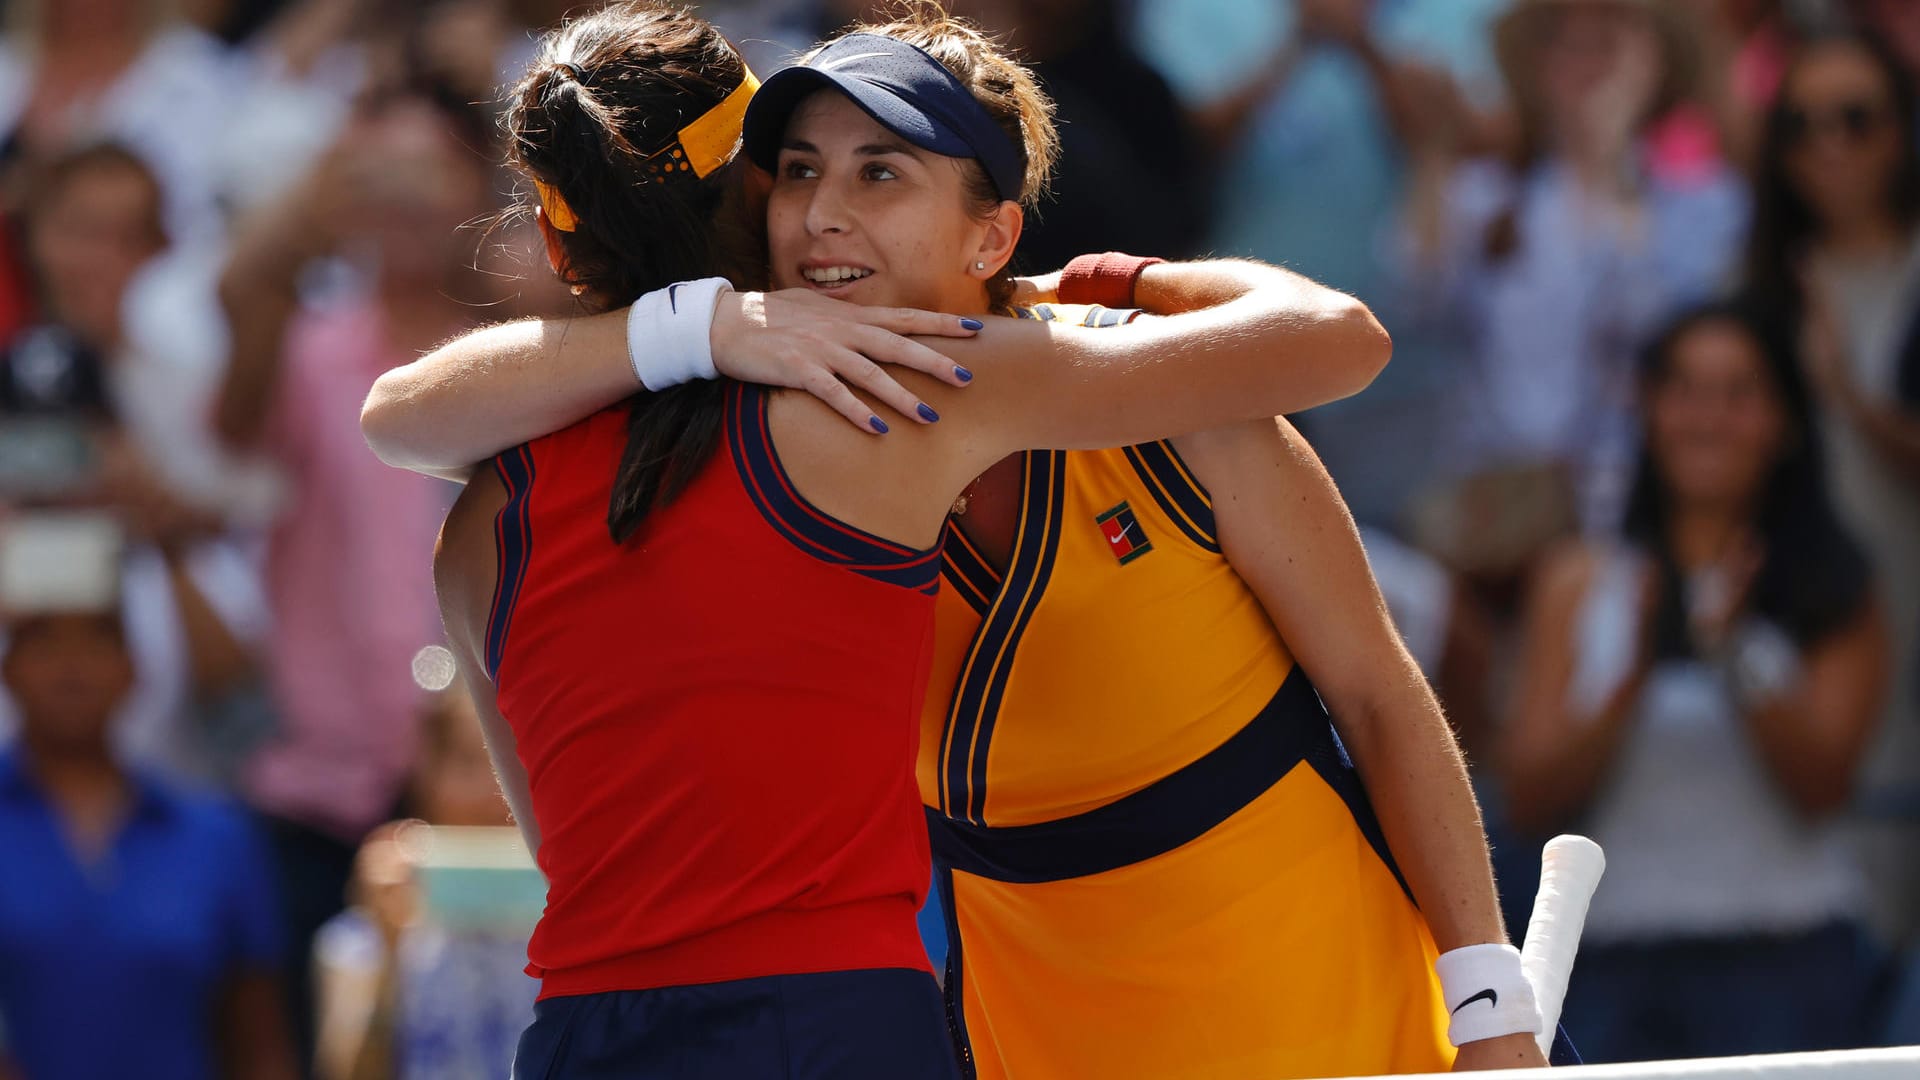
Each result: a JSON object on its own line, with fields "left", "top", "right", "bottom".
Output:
{"left": 504, "top": 2, "right": 765, "bottom": 542}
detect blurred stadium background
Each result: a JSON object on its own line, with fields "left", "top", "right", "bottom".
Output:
{"left": 1, "top": 1, "right": 1919, "bottom": 1077}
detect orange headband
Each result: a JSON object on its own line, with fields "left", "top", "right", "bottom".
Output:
{"left": 643, "top": 66, "right": 761, "bottom": 180}
{"left": 534, "top": 66, "right": 759, "bottom": 233}
{"left": 534, "top": 179, "right": 577, "bottom": 231}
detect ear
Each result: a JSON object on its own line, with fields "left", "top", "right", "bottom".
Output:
{"left": 740, "top": 163, "right": 774, "bottom": 260}
{"left": 743, "top": 161, "right": 774, "bottom": 213}
{"left": 537, "top": 210, "right": 571, "bottom": 279}
{"left": 967, "top": 201, "right": 1023, "bottom": 280}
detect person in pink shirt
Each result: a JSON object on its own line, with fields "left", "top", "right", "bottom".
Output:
{"left": 212, "top": 89, "right": 493, "bottom": 1063}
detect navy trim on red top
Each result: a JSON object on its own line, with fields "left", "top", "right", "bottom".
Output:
{"left": 726, "top": 382, "right": 941, "bottom": 593}
{"left": 485, "top": 444, "right": 537, "bottom": 682}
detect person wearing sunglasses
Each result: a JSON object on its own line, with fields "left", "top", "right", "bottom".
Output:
{"left": 1743, "top": 30, "right": 1920, "bottom": 955}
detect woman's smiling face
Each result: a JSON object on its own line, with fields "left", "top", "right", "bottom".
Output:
{"left": 766, "top": 89, "right": 1006, "bottom": 315}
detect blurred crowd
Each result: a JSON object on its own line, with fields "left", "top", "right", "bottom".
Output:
{"left": 0, "top": 0, "right": 1916, "bottom": 1077}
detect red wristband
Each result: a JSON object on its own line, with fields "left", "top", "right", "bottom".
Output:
{"left": 1057, "top": 252, "right": 1165, "bottom": 310}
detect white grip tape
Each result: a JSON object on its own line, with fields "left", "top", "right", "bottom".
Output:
{"left": 1521, "top": 834, "right": 1607, "bottom": 1057}
{"left": 625, "top": 277, "right": 732, "bottom": 391}
{"left": 1435, "top": 943, "right": 1542, "bottom": 1047}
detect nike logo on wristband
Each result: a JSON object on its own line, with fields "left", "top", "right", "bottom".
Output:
{"left": 667, "top": 283, "right": 683, "bottom": 313}
{"left": 1452, "top": 989, "right": 1498, "bottom": 1015}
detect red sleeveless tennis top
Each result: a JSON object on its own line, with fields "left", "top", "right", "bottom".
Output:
{"left": 486, "top": 381, "right": 939, "bottom": 998}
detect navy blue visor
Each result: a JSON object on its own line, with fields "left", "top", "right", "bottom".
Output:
{"left": 742, "top": 33, "right": 1024, "bottom": 201}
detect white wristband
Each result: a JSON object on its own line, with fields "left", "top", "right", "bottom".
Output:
{"left": 625, "top": 277, "right": 731, "bottom": 391}
{"left": 1435, "top": 943, "right": 1543, "bottom": 1047}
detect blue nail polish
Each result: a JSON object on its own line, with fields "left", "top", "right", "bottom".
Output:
{"left": 960, "top": 317, "right": 984, "bottom": 331}
{"left": 954, "top": 366, "right": 974, "bottom": 383}
{"left": 917, "top": 403, "right": 940, "bottom": 423}
{"left": 870, "top": 416, "right": 890, "bottom": 434}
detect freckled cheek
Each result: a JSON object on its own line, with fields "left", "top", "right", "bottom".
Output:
{"left": 765, "top": 201, "right": 805, "bottom": 259}
{"left": 899, "top": 211, "right": 949, "bottom": 262}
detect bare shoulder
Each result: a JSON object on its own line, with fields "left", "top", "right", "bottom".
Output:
{"left": 435, "top": 463, "right": 509, "bottom": 642}
{"left": 764, "top": 385, "right": 974, "bottom": 550}
{"left": 1172, "top": 416, "right": 1327, "bottom": 497}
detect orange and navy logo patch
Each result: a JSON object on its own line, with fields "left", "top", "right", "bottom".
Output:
{"left": 1096, "top": 501, "right": 1152, "bottom": 565}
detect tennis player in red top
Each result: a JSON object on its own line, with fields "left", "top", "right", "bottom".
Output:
{"left": 422, "top": 5, "right": 1389, "bottom": 1078}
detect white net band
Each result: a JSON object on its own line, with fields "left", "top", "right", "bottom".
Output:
{"left": 1326, "top": 1048, "right": 1920, "bottom": 1080}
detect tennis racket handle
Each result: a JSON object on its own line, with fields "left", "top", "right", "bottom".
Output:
{"left": 1520, "top": 835, "right": 1606, "bottom": 1057}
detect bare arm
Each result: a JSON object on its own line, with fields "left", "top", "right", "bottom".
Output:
{"left": 163, "top": 548, "right": 257, "bottom": 699}
{"left": 1176, "top": 418, "right": 1542, "bottom": 1070}
{"left": 1185, "top": 38, "right": 1302, "bottom": 153}
{"left": 960, "top": 259, "right": 1388, "bottom": 457}
{"left": 314, "top": 827, "right": 415, "bottom": 1080}
{"left": 215, "top": 164, "right": 333, "bottom": 449}
{"left": 363, "top": 258, "right": 1386, "bottom": 477}
{"left": 95, "top": 443, "right": 258, "bottom": 696}
{"left": 776, "top": 259, "right": 1391, "bottom": 549}
{"left": 448, "top": 645, "right": 539, "bottom": 856}
{"left": 217, "top": 971, "right": 300, "bottom": 1080}
{"left": 1294, "top": 0, "right": 1496, "bottom": 156}
{"left": 1803, "top": 290, "right": 1920, "bottom": 486}
{"left": 363, "top": 293, "right": 982, "bottom": 477}
{"left": 364, "top": 310, "right": 628, "bottom": 480}
{"left": 432, "top": 472, "right": 541, "bottom": 855}
{"left": 1738, "top": 603, "right": 1888, "bottom": 817}
{"left": 314, "top": 936, "right": 398, "bottom": 1080}
{"left": 1835, "top": 393, "right": 1920, "bottom": 488}
{"left": 1182, "top": 0, "right": 1457, "bottom": 157}
{"left": 1499, "top": 546, "right": 1652, "bottom": 836}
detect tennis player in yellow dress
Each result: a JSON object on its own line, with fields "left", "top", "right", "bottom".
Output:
{"left": 355, "top": 8, "right": 1551, "bottom": 1070}
{"left": 922, "top": 294, "right": 1546, "bottom": 1079}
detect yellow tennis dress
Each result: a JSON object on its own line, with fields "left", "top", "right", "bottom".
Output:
{"left": 918, "top": 307, "right": 1453, "bottom": 1080}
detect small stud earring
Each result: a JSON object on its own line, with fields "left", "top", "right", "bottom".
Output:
{"left": 975, "top": 261, "right": 986, "bottom": 271}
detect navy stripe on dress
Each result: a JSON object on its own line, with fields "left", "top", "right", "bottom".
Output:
{"left": 964, "top": 451, "right": 1067, "bottom": 824}
{"left": 485, "top": 444, "right": 536, "bottom": 682}
{"left": 1304, "top": 717, "right": 1414, "bottom": 904}
{"left": 940, "top": 451, "right": 1065, "bottom": 823}
{"left": 725, "top": 382, "right": 941, "bottom": 592}
{"left": 1122, "top": 441, "right": 1220, "bottom": 553}
{"left": 930, "top": 666, "right": 1410, "bottom": 897}
{"left": 940, "top": 523, "right": 1001, "bottom": 617}
{"left": 934, "top": 863, "right": 978, "bottom": 1080}
{"left": 1081, "top": 305, "right": 1141, "bottom": 328}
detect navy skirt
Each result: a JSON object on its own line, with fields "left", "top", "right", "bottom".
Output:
{"left": 511, "top": 967, "right": 960, "bottom": 1080}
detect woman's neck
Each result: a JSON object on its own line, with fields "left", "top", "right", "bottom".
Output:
{"left": 927, "top": 279, "right": 993, "bottom": 319}
{"left": 1546, "top": 110, "right": 1640, "bottom": 197}
{"left": 23, "top": 738, "right": 127, "bottom": 809}
{"left": 1817, "top": 207, "right": 1908, "bottom": 262}
{"left": 1666, "top": 501, "right": 1754, "bottom": 570}
{"left": 24, "top": 740, "right": 135, "bottom": 864}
